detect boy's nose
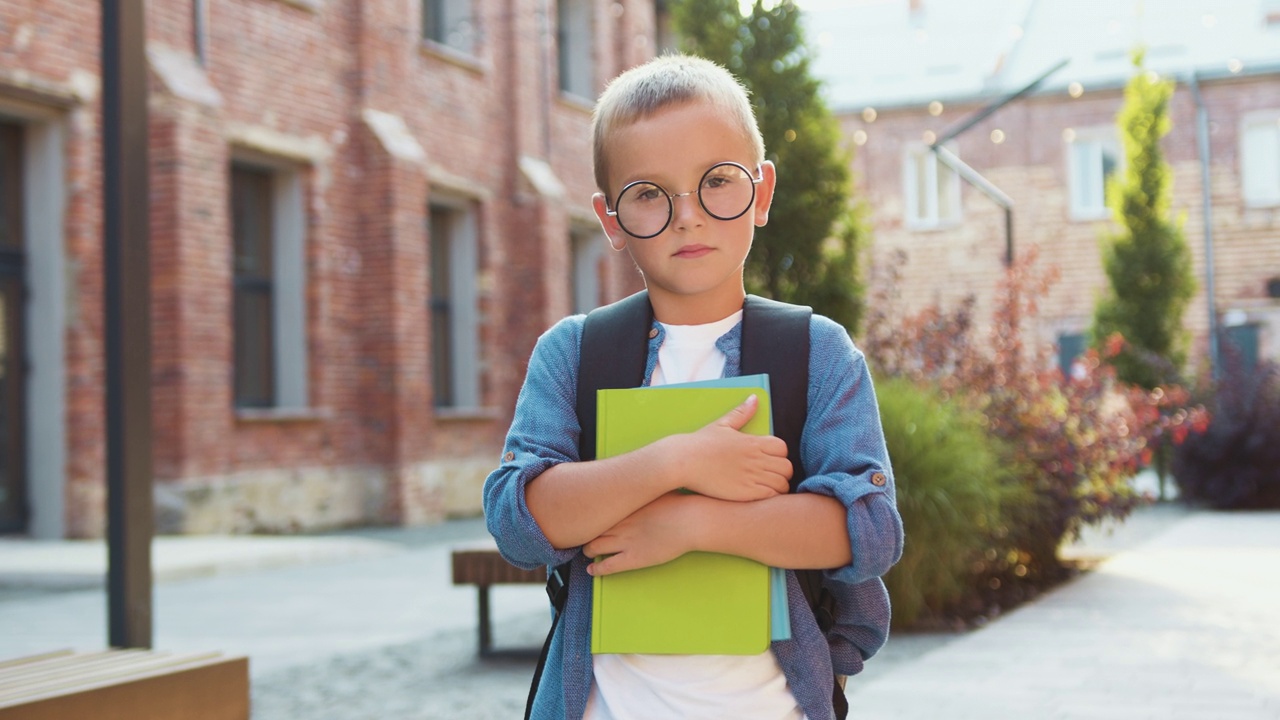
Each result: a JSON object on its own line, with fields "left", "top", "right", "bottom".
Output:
{"left": 669, "top": 190, "right": 705, "bottom": 230}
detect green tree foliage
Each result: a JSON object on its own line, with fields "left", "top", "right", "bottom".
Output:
{"left": 672, "top": 0, "right": 867, "bottom": 333}
{"left": 1090, "top": 51, "right": 1197, "bottom": 390}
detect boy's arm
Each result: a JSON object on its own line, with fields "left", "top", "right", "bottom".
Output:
{"left": 583, "top": 491, "right": 849, "bottom": 575}
{"left": 528, "top": 393, "right": 790, "bottom": 550}
{"left": 483, "top": 317, "right": 791, "bottom": 568}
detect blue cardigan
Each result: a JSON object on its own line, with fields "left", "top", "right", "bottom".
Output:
{"left": 484, "top": 313, "right": 904, "bottom": 720}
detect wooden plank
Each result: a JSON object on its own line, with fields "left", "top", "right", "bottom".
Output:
{"left": 0, "top": 651, "right": 248, "bottom": 720}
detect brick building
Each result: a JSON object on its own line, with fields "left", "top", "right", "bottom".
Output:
{"left": 806, "top": 0, "right": 1280, "bottom": 375}
{"left": 0, "top": 0, "right": 660, "bottom": 539}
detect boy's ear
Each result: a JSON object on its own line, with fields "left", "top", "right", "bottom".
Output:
{"left": 592, "top": 193, "right": 628, "bottom": 251}
{"left": 752, "top": 161, "right": 777, "bottom": 227}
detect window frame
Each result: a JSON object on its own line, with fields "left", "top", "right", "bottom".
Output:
{"left": 1066, "top": 127, "right": 1121, "bottom": 221}
{"left": 421, "top": 0, "right": 478, "bottom": 58}
{"left": 229, "top": 156, "right": 309, "bottom": 412}
{"left": 557, "top": 0, "right": 595, "bottom": 100}
{"left": 428, "top": 196, "right": 482, "bottom": 411}
{"left": 902, "top": 142, "right": 962, "bottom": 229}
{"left": 570, "top": 224, "right": 606, "bottom": 315}
{"left": 1240, "top": 111, "right": 1280, "bottom": 208}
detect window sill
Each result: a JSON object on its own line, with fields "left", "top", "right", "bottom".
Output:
{"left": 1069, "top": 208, "right": 1110, "bottom": 223}
{"left": 904, "top": 219, "right": 963, "bottom": 232}
{"left": 419, "top": 41, "right": 486, "bottom": 74}
{"left": 557, "top": 92, "right": 594, "bottom": 113}
{"left": 272, "top": 0, "right": 322, "bottom": 12}
{"left": 235, "top": 407, "right": 333, "bottom": 423}
{"left": 435, "top": 406, "right": 503, "bottom": 422}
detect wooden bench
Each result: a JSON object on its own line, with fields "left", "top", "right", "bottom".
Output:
{"left": 451, "top": 540, "right": 547, "bottom": 657}
{"left": 0, "top": 648, "right": 249, "bottom": 720}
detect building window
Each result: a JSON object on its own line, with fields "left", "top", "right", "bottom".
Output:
{"left": 1067, "top": 130, "right": 1120, "bottom": 220}
{"left": 429, "top": 201, "right": 480, "bottom": 409}
{"left": 557, "top": 0, "right": 594, "bottom": 98}
{"left": 230, "top": 162, "right": 308, "bottom": 410}
{"left": 1057, "top": 332, "right": 1087, "bottom": 380}
{"left": 1221, "top": 323, "right": 1261, "bottom": 376}
{"left": 1241, "top": 115, "right": 1280, "bottom": 207}
{"left": 903, "top": 144, "right": 961, "bottom": 228}
{"left": 422, "top": 0, "right": 476, "bottom": 55}
{"left": 571, "top": 227, "right": 605, "bottom": 315}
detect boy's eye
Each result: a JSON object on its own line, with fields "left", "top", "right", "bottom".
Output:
{"left": 702, "top": 175, "right": 732, "bottom": 190}
{"left": 633, "top": 186, "right": 664, "bottom": 202}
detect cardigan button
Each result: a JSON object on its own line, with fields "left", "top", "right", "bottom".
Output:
{"left": 648, "top": 327, "right": 659, "bottom": 339}
{"left": 870, "top": 472, "right": 887, "bottom": 487}
{"left": 503, "top": 451, "right": 515, "bottom": 462}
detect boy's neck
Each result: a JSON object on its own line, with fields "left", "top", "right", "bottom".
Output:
{"left": 647, "top": 285, "right": 746, "bottom": 326}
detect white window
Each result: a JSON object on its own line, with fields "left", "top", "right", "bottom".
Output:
{"left": 1241, "top": 114, "right": 1280, "bottom": 207}
{"left": 422, "top": 0, "right": 476, "bottom": 55}
{"left": 1067, "top": 129, "right": 1120, "bottom": 220}
{"left": 557, "top": 0, "right": 594, "bottom": 98}
{"left": 903, "top": 144, "right": 961, "bottom": 228}
{"left": 429, "top": 200, "right": 481, "bottom": 409}
{"left": 230, "top": 161, "right": 308, "bottom": 410}
{"left": 571, "top": 226, "right": 605, "bottom": 315}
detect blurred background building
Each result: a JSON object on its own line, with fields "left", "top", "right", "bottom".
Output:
{"left": 0, "top": 0, "right": 661, "bottom": 539}
{"left": 804, "top": 0, "right": 1280, "bottom": 378}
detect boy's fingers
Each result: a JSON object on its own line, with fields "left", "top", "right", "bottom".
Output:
{"left": 713, "top": 394, "right": 758, "bottom": 431}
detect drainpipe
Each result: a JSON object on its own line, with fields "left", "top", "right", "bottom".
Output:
{"left": 1187, "top": 72, "right": 1219, "bottom": 380}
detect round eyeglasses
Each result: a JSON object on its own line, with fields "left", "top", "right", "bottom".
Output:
{"left": 606, "top": 162, "right": 763, "bottom": 239}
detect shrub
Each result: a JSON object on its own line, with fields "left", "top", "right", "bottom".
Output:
{"left": 863, "top": 249, "right": 1201, "bottom": 590}
{"left": 876, "top": 377, "right": 1028, "bottom": 629}
{"left": 1173, "top": 359, "right": 1280, "bottom": 509}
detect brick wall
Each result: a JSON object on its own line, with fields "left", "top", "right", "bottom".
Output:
{"left": 845, "top": 73, "right": 1280, "bottom": 372}
{"left": 1, "top": 0, "right": 651, "bottom": 537}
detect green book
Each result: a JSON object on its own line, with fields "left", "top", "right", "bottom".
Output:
{"left": 590, "top": 383, "right": 773, "bottom": 655}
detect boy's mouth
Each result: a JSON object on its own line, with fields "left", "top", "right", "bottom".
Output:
{"left": 673, "top": 244, "right": 713, "bottom": 258}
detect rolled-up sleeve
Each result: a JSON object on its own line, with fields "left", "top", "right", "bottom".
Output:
{"left": 796, "top": 317, "right": 904, "bottom": 585}
{"left": 482, "top": 317, "right": 585, "bottom": 570}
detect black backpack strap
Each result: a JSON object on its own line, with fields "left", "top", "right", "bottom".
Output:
{"left": 575, "top": 290, "right": 653, "bottom": 463}
{"left": 526, "top": 291, "right": 651, "bottom": 720}
{"left": 740, "top": 295, "right": 811, "bottom": 488}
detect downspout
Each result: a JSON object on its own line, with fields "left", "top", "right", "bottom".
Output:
{"left": 1187, "top": 72, "right": 1219, "bottom": 380}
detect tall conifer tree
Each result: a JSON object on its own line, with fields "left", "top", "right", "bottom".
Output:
{"left": 673, "top": 0, "right": 867, "bottom": 333}
{"left": 1090, "top": 52, "right": 1197, "bottom": 390}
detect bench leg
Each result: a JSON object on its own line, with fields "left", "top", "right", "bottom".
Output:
{"left": 477, "top": 584, "right": 492, "bottom": 657}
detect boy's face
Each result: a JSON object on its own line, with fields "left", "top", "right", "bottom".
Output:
{"left": 593, "top": 100, "right": 775, "bottom": 323}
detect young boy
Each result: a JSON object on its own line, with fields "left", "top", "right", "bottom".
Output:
{"left": 484, "top": 54, "right": 902, "bottom": 720}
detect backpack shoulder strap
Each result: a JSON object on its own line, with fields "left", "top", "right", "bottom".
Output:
{"left": 575, "top": 290, "right": 652, "bottom": 462}
{"left": 740, "top": 294, "right": 811, "bottom": 487}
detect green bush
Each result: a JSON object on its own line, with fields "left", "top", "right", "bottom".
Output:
{"left": 876, "top": 377, "right": 1028, "bottom": 629}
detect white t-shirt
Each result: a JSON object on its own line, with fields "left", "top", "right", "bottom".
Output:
{"left": 585, "top": 310, "right": 805, "bottom": 720}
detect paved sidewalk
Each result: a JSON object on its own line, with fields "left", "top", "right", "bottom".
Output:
{"left": 1, "top": 507, "right": 1277, "bottom": 719}
{"left": 848, "top": 510, "right": 1280, "bottom": 719}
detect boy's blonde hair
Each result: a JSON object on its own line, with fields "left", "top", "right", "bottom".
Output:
{"left": 592, "top": 54, "right": 766, "bottom": 197}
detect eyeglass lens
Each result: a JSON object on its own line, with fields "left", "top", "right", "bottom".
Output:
{"left": 614, "top": 162, "right": 756, "bottom": 238}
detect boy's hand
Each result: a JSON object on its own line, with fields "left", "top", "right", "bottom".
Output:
{"left": 584, "top": 492, "right": 701, "bottom": 576}
{"left": 659, "top": 394, "right": 792, "bottom": 502}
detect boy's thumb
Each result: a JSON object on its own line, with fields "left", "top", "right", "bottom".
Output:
{"left": 715, "top": 394, "right": 758, "bottom": 430}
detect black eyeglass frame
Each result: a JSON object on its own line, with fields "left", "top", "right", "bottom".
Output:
{"left": 604, "top": 161, "right": 764, "bottom": 239}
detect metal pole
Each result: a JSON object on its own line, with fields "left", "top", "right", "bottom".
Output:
{"left": 1188, "top": 73, "right": 1219, "bottom": 380}
{"left": 102, "top": 0, "right": 153, "bottom": 649}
